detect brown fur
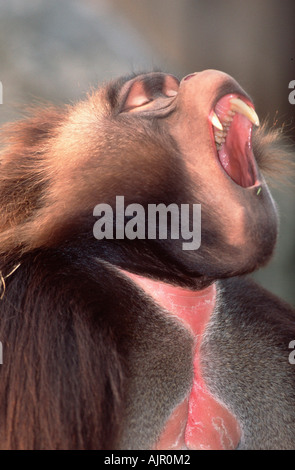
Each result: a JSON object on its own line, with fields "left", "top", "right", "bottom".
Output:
{"left": 253, "top": 122, "right": 295, "bottom": 187}
{"left": 0, "top": 70, "right": 294, "bottom": 449}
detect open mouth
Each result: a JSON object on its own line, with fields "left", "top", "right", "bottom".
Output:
{"left": 209, "top": 94, "right": 260, "bottom": 187}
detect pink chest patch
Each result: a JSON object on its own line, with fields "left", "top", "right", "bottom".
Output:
{"left": 123, "top": 271, "right": 241, "bottom": 450}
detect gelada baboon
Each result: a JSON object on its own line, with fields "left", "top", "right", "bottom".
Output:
{"left": 0, "top": 70, "right": 294, "bottom": 450}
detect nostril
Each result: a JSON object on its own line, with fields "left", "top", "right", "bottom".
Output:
{"left": 183, "top": 73, "right": 197, "bottom": 82}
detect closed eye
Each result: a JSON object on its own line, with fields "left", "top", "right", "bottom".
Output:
{"left": 120, "top": 73, "right": 179, "bottom": 113}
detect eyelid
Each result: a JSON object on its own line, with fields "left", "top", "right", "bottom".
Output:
{"left": 125, "top": 93, "right": 152, "bottom": 109}
{"left": 121, "top": 81, "right": 151, "bottom": 112}
{"left": 165, "top": 89, "right": 178, "bottom": 97}
{"left": 119, "top": 74, "right": 180, "bottom": 112}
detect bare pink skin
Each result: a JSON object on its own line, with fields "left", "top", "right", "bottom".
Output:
{"left": 123, "top": 271, "right": 241, "bottom": 450}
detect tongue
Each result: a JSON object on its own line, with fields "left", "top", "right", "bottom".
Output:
{"left": 215, "top": 95, "right": 257, "bottom": 188}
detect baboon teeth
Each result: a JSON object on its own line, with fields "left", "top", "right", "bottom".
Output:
{"left": 229, "top": 98, "right": 260, "bottom": 127}
{"left": 212, "top": 96, "right": 259, "bottom": 150}
{"left": 210, "top": 112, "right": 223, "bottom": 130}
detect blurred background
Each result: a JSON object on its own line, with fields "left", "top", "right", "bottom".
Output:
{"left": 0, "top": 0, "right": 294, "bottom": 304}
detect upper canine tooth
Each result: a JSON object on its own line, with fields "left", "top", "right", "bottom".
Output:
{"left": 210, "top": 112, "right": 223, "bottom": 130}
{"left": 230, "top": 98, "right": 260, "bottom": 126}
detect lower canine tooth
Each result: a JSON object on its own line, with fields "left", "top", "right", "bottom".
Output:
{"left": 230, "top": 98, "right": 260, "bottom": 126}
{"left": 210, "top": 112, "right": 223, "bottom": 130}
